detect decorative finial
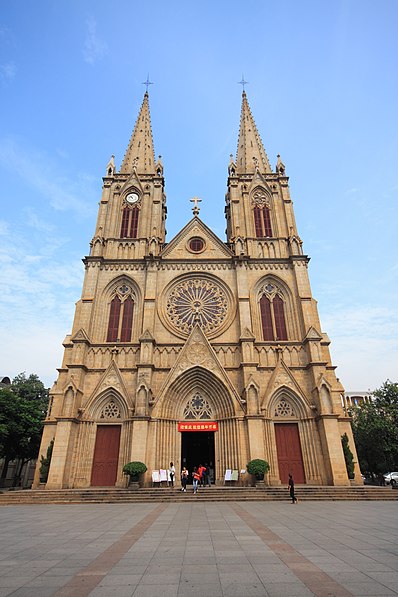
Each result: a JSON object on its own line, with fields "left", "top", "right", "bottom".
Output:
{"left": 238, "top": 74, "right": 248, "bottom": 92}
{"left": 276, "top": 154, "right": 286, "bottom": 176}
{"left": 142, "top": 74, "right": 154, "bottom": 93}
{"left": 190, "top": 196, "right": 202, "bottom": 217}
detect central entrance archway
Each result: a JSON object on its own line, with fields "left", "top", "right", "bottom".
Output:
{"left": 181, "top": 431, "right": 215, "bottom": 483}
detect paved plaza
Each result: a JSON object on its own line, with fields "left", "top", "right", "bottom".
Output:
{"left": 0, "top": 501, "right": 397, "bottom": 596}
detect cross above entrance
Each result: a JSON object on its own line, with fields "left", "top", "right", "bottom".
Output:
{"left": 190, "top": 196, "right": 202, "bottom": 216}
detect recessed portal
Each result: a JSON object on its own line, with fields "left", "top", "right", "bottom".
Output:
{"left": 181, "top": 431, "right": 215, "bottom": 483}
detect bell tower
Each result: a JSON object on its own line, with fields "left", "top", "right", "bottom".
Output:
{"left": 226, "top": 91, "right": 302, "bottom": 262}
{"left": 91, "top": 91, "right": 166, "bottom": 261}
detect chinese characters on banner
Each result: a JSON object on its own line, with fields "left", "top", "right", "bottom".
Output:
{"left": 178, "top": 421, "right": 219, "bottom": 432}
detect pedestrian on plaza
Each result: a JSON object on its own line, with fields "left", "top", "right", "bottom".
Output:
{"left": 169, "top": 462, "right": 176, "bottom": 487}
{"left": 181, "top": 467, "right": 188, "bottom": 492}
{"left": 288, "top": 473, "right": 298, "bottom": 503}
{"left": 192, "top": 467, "right": 200, "bottom": 494}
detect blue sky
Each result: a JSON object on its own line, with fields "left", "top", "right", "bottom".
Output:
{"left": 1, "top": 1, "right": 397, "bottom": 390}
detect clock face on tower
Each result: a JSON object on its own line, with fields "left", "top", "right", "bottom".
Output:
{"left": 125, "top": 192, "right": 139, "bottom": 205}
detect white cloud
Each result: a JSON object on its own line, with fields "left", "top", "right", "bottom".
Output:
{"left": 323, "top": 304, "right": 398, "bottom": 390}
{"left": 0, "top": 137, "right": 96, "bottom": 218}
{"left": 0, "top": 61, "right": 16, "bottom": 82}
{"left": 83, "top": 17, "right": 108, "bottom": 65}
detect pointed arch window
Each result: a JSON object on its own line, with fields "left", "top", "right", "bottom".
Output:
{"left": 254, "top": 206, "right": 272, "bottom": 238}
{"left": 106, "top": 286, "right": 136, "bottom": 342}
{"left": 120, "top": 207, "right": 139, "bottom": 239}
{"left": 259, "top": 289, "right": 288, "bottom": 341}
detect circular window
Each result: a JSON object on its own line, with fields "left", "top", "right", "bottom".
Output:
{"left": 188, "top": 237, "right": 205, "bottom": 253}
{"left": 159, "top": 274, "right": 235, "bottom": 339}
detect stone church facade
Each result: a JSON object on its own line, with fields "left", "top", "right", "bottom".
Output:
{"left": 34, "top": 91, "right": 361, "bottom": 489}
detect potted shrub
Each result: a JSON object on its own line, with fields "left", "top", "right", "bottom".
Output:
{"left": 247, "top": 459, "right": 270, "bottom": 484}
{"left": 123, "top": 461, "right": 147, "bottom": 487}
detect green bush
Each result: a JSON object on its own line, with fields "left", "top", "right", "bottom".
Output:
{"left": 341, "top": 433, "right": 355, "bottom": 479}
{"left": 122, "top": 461, "right": 147, "bottom": 478}
{"left": 39, "top": 439, "right": 54, "bottom": 483}
{"left": 246, "top": 459, "right": 270, "bottom": 478}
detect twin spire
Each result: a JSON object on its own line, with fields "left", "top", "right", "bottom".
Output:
{"left": 120, "top": 92, "right": 156, "bottom": 175}
{"left": 119, "top": 89, "right": 275, "bottom": 177}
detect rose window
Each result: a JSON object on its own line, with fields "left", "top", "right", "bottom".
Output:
{"left": 183, "top": 394, "right": 212, "bottom": 420}
{"left": 274, "top": 399, "right": 295, "bottom": 417}
{"left": 166, "top": 278, "right": 228, "bottom": 335}
{"left": 100, "top": 400, "right": 121, "bottom": 419}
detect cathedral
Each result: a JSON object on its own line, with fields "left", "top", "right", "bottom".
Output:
{"left": 34, "top": 90, "right": 361, "bottom": 489}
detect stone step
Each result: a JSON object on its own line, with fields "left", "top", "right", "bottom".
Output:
{"left": 0, "top": 486, "right": 397, "bottom": 505}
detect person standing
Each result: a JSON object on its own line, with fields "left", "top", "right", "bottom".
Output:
{"left": 181, "top": 467, "right": 188, "bottom": 492}
{"left": 192, "top": 467, "right": 200, "bottom": 494}
{"left": 288, "top": 473, "right": 298, "bottom": 503}
{"left": 169, "top": 462, "right": 176, "bottom": 487}
{"left": 203, "top": 463, "right": 211, "bottom": 487}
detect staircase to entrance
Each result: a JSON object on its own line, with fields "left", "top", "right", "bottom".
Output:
{"left": 1, "top": 485, "right": 397, "bottom": 505}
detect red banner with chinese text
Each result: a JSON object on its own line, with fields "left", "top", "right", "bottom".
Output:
{"left": 178, "top": 421, "right": 218, "bottom": 432}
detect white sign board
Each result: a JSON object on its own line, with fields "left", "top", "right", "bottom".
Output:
{"left": 224, "top": 469, "right": 232, "bottom": 481}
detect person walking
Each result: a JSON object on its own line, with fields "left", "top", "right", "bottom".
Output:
{"left": 192, "top": 467, "right": 200, "bottom": 494}
{"left": 288, "top": 473, "right": 298, "bottom": 503}
{"left": 168, "top": 462, "right": 176, "bottom": 487}
{"left": 181, "top": 467, "right": 188, "bottom": 492}
{"left": 198, "top": 464, "right": 206, "bottom": 487}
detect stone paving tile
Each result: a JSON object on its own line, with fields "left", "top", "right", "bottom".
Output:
{"left": 177, "top": 581, "right": 223, "bottom": 596}
{"left": 0, "top": 576, "right": 36, "bottom": 589}
{"left": 140, "top": 572, "right": 181, "bottom": 584}
{"left": 343, "top": 581, "right": 397, "bottom": 595}
{"left": 264, "top": 582, "right": 314, "bottom": 596}
{"left": 133, "top": 585, "right": 179, "bottom": 597}
{"left": 8, "top": 588, "right": 57, "bottom": 597}
{"left": 89, "top": 587, "right": 135, "bottom": 597}
{"left": 97, "top": 573, "right": 144, "bottom": 586}
{"left": 221, "top": 582, "right": 270, "bottom": 597}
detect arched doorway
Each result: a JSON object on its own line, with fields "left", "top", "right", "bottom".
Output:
{"left": 270, "top": 391, "right": 308, "bottom": 485}
{"left": 152, "top": 365, "right": 244, "bottom": 484}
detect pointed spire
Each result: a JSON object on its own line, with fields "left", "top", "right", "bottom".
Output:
{"left": 236, "top": 91, "right": 271, "bottom": 175}
{"left": 120, "top": 92, "right": 156, "bottom": 175}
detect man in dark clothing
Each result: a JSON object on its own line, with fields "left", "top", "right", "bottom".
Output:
{"left": 288, "top": 473, "right": 298, "bottom": 503}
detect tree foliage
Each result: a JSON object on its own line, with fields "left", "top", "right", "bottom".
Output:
{"left": 352, "top": 380, "right": 398, "bottom": 474}
{"left": 0, "top": 373, "right": 49, "bottom": 485}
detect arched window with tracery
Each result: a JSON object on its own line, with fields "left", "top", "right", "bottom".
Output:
{"left": 259, "top": 282, "right": 288, "bottom": 341}
{"left": 120, "top": 206, "right": 139, "bottom": 238}
{"left": 254, "top": 206, "right": 272, "bottom": 237}
{"left": 106, "top": 284, "right": 136, "bottom": 342}
{"left": 251, "top": 188, "right": 273, "bottom": 238}
{"left": 183, "top": 393, "right": 212, "bottom": 420}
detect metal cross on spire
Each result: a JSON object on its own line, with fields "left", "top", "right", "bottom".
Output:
{"left": 238, "top": 74, "right": 249, "bottom": 92}
{"left": 190, "top": 196, "right": 202, "bottom": 217}
{"left": 142, "top": 74, "right": 154, "bottom": 93}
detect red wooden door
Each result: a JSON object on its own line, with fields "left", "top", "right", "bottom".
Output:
{"left": 91, "top": 425, "right": 121, "bottom": 486}
{"left": 275, "top": 423, "right": 305, "bottom": 484}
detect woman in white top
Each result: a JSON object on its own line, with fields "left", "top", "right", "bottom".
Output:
{"left": 168, "top": 462, "right": 176, "bottom": 487}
